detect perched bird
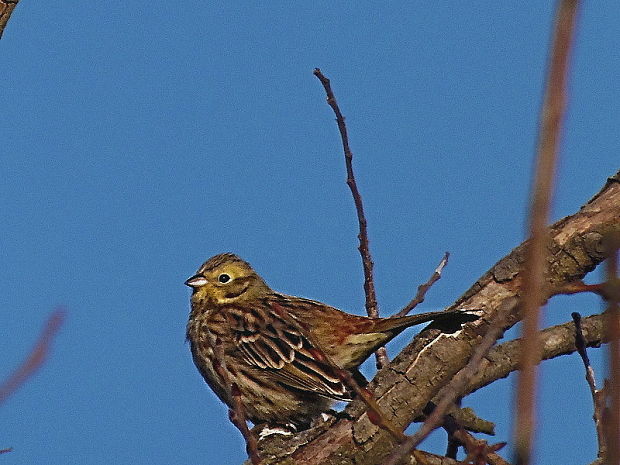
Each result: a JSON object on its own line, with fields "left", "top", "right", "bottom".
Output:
{"left": 186, "top": 253, "right": 475, "bottom": 428}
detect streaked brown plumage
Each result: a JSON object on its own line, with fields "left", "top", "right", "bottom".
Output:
{"left": 185, "top": 253, "right": 474, "bottom": 427}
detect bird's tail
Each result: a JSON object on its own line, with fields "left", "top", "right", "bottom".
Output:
{"left": 373, "top": 308, "right": 479, "bottom": 334}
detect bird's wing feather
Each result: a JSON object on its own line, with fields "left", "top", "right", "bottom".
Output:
{"left": 225, "top": 302, "right": 351, "bottom": 400}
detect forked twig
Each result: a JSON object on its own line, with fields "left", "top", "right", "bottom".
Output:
{"left": 395, "top": 252, "right": 449, "bottom": 318}
{"left": 571, "top": 312, "right": 606, "bottom": 457}
{"left": 431, "top": 404, "right": 505, "bottom": 464}
{"left": 313, "top": 68, "right": 388, "bottom": 369}
{"left": 513, "top": 2, "right": 580, "bottom": 464}
{"left": 382, "top": 297, "right": 517, "bottom": 465}
{"left": 452, "top": 429, "right": 508, "bottom": 465}
{"left": 0, "top": 309, "right": 66, "bottom": 405}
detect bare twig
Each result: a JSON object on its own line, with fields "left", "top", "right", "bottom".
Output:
{"left": 435, "top": 406, "right": 504, "bottom": 464}
{"left": 0, "top": 0, "right": 20, "bottom": 39}
{"left": 211, "top": 338, "right": 262, "bottom": 465}
{"left": 513, "top": 2, "right": 580, "bottom": 464}
{"left": 313, "top": 68, "right": 388, "bottom": 369}
{"left": 452, "top": 429, "right": 508, "bottom": 465}
{"left": 571, "top": 312, "right": 606, "bottom": 457}
{"left": 0, "top": 309, "right": 66, "bottom": 405}
{"left": 604, "top": 233, "right": 620, "bottom": 465}
{"left": 395, "top": 252, "right": 449, "bottom": 317}
{"left": 464, "top": 312, "right": 607, "bottom": 397}
{"left": 553, "top": 281, "right": 607, "bottom": 298}
{"left": 382, "top": 297, "right": 518, "bottom": 465}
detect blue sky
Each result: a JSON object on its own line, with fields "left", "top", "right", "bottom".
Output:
{"left": 2, "top": 2, "right": 618, "bottom": 464}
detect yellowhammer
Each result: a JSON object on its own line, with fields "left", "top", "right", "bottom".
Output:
{"left": 186, "top": 253, "right": 475, "bottom": 428}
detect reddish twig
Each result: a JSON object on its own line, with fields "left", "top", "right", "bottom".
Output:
{"left": 604, "top": 233, "right": 620, "bottom": 465}
{"left": 434, "top": 405, "right": 505, "bottom": 464}
{"left": 229, "top": 383, "right": 261, "bottom": 465}
{"left": 553, "top": 281, "right": 607, "bottom": 298}
{"left": 513, "top": 2, "right": 580, "bottom": 464}
{"left": 313, "top": 68, "right": 387, "bottom": 369}
{"left": 210, "top": 337, "right": 262, "bottom": 465}
{"left": 572, "top": 312, "right": 607, "bottom": 457}
{"left": 382, "top": 297, "right": 518, "bottom": 465}
{"left": 453, "top": 430, "right": 507, "bottom": 465}
{"left": 0, "top": 309, "right": 66, "bottom": 405}
{"left": 394, "top": 252, "right": 449, "bottom": 318}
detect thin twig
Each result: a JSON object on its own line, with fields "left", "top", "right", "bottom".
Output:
{"left": 452, "top": 429, "right": 508, "bottom": 465}
{"left": 313, "top": 68, "right": 387, "bottom": 369}
{"left": 513, "top": 2, "right": 580, "bottom": 464}
{"left": 553, "top": 281, "right": 607, "bottom": 298}
{"left": 435, "top": 405, "right": 505, "bottom": 463}
{"left": 395, "top": 252, "right": 449, "bottom": 317}
{"left": 604, "top": 233, "right": 620, "bottom": 465}
{"left": 572, "top": 312, "right": 606, "bottom": 457}
{"left": 0, "top": 309, "right": 66, "bottom": 405}
{"left": 211, "top": 337, "right": 262, "bottom": 465}
{"left": 382, "top": 297, "right": 518, "bottom": 465}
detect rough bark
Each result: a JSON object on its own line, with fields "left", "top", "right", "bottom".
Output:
{"left": 251, "top": 170, "right": 620, "bottom": 465}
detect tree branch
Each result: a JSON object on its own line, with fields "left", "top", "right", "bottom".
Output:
{"left": 251, "top": 171, "right": 620, "bottom": 465}
{"left": 0, "top": 309, "right": 66, "bottom": 405}
{"left": 313, "top": 68, "right": 387, "bottom": 369}
{"left": 463, "top": 312, "right": 606, "bottom": 396}
{"left": 571, "top": 312, "right": 606, "bottom": 458}
{"left": 394, "top": 252, "right": 450, "bottom": 318}
{"left": 514, "top": 2, "right": 580, "bottom": 463}
{"left": 382, "top": 298, "right": 517, "bottom": 465}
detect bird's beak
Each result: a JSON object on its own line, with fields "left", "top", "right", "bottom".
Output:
{"left": 185, "top": 274, "right": 208, "bottom": 288}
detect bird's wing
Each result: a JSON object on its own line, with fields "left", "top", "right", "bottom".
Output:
{"left": 225, "top": 302, "right": 351, "bottom": 401}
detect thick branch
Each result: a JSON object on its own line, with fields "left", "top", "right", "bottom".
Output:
{"left": 383, "top": 298, "right": 517, "bottom": 465}
{"left": 252, "top": 173, "right": 620, "bottom": 465}
{"left": 463, "top": 312, "right": 605, "bottom": 395}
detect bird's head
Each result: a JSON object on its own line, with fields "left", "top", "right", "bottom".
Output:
{"left": 185, "top": 253, "right": 271, "bottom": 305}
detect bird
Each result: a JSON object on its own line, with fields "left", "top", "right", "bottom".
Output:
{"left": 185, "top": 253, "right": 476, "bottom": 428}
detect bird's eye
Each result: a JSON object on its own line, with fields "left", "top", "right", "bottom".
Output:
{"left": 218, "top": 273, "right": 231, "bottom": 284}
